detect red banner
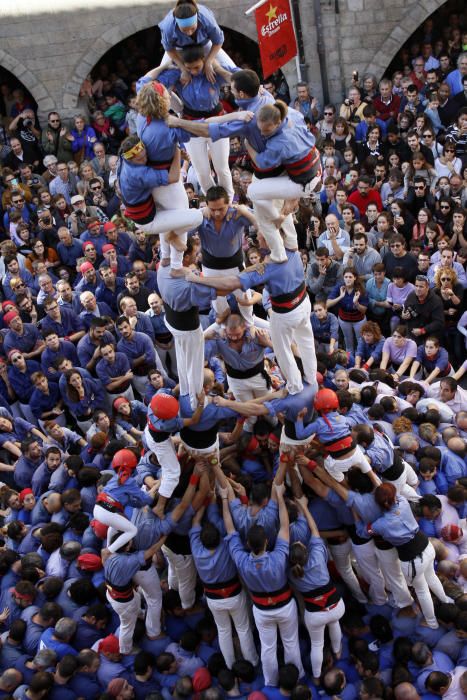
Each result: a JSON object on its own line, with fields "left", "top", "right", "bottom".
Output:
{"left": 255, "top": 0, "right": 297, "bottom": 78}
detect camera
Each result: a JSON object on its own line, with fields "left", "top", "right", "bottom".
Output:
{"left": 352, "top": 71, "right": 359, "bottom": 82}
{"left": 190, "top": 198, "right": 199, "bottom": 209}
{"left": 23, "top": 118, "right": 33, "bottom": 127}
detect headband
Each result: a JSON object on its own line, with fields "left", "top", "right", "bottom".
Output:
{"left": 175, "top": 13, "right": 197, "bottom": 28}
{"left": 122, "top": 140, "right": 145, "bottom": 160}
{"left": 152, "top": 81, "right": 165, "bottom": 96}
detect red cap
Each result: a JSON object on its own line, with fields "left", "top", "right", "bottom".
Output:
{"left": 193, "top": 668, "right": 212, "bottom": 692}
{"left": 90, "top": 518, "right": 108, "bottom": 539}
{"left": 316, "top": 371, "right": 324, "bottom": 386}
{"left": 113, "top": 396, "right": 129, "bottom": 411}
{"left": 77, "top": 553, "right": 103, "bottom": 571}
{"left": 102, "top": 244, "right": 115, "bottom": 254}
{"left": 19, "top": 488, "right": 33, "bottom": 504}
{"left": 80, "top": 262, "right": 94, "bottom": 274}
{"left": 440, "top": 524, "right": 463, "bottom": 542}
{"left": 2, "top": 301, "right": 16, "bottom": 311}
{"left": 3, "top": 310, "right": 19, "bottom": 326}
{"left": 314, "top": 388, "right": 339, "bottom": 413}
{"left": 268, "top": 432, "right": 280, "bottom": 444}
{"left": 82, "top": 240, "right": 94, "bottom": 251}
{"left": 249, "top": 694, "right": 267, "bottom": 700}
{"left": 98, "top": 634, "right": 120, "bottom": 654}
{"left": 103, "top": 222, "right": 116, "bottom": 233}
{"left": 107, "top": 679, "right": 126, "bottom": 697}
{"left": 150, "top": 393, "right": 179, "bottom": 420}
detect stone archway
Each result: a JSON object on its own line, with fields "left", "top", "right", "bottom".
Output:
{"left": 363, "top": 0, "right": 449, "bottom": 80}
{"left": 0, "top": 48, "right": 53, "bottom": 114}
{"left": 62, "top": 4, "right": 259, "bottom": 113}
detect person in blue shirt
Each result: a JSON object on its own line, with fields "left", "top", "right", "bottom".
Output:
{"left": 185, "top": 246, "right": 318, "bottom": 397}
{"left": 220, "top": 480, "right": 304, "bottom": 687}
{"left": 6, "top": 349, "right": 42, "bottom": 423}
{"left": 311, "top": 300, "right": 339, "bottom": 354}
{"left": 117, "top": 134, "right": 202, "bottom": 272}
{"left": 156, "top": 46, "right": 235, "bottom": 200}
{"left": 369, "top": 483, "right": 452, "bottom": 629}
{"left": 409, "top": 336, "right": 452, "bottom": 385}
{"left": 60, "top": 370, "right": 105, "bottom": 433}
{"left": 40, "top": 296, "right": 85, "bottom": 344}
{"left": 290, "top": 492, "right": 345, "bottom": 682}
{"left": 40, "top": 332, "right": 78, "bottom": 380}
{"left": 3, "top": 311, "right": 44, "bottom": 360}
{"left": 96, "top": 266, "right": 126, "bottom": 315}
{"left": 0, "top": 414, "right": 45, "bottom": 461}
{"left": 189, "top": 497, "right": 258, "bottom": 670}
{"left": 30, "top": 372, "right": 65, "bottom": 428}
{"left": 158, "top": 0, "right": 235, "bottom": 76}
{"left": 354, "top": 321, "right": 385, "bottom": 371}
{"left": 96, "top": 340, "right": 135, "bottom": 403}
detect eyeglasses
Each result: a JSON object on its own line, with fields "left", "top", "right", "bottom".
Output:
{"left": 49, "top": 119, "right": 60, "bottom": 123}
{"left": 440, "top": 204, "right": 450, "bottom": 209}
{"left": 13, "top": 282, "right": 26, "bottom": 288}
{"left": 445, "top": 149, "right": 456, "bottom": 153}
{"left": 85, "top": 247, "right": 95, "bottom": 252}
{"left": 390, "top": 244, "right": 402, "bottom": 248}
{"left": 11, "top": 356, "right": 22, "bottom": 363}
{"left": 12, "top": 199, "right": 24, "bottom": 204}
{"left": 414, "top": 185, "right": 425, "bottom": 190}
{"left": 90, "top": 186, "right": 102, "bottom": 191}
{"left": 324, "top": 112, "right": 334, "bottom": 116}
{"left": 423, "top": 133, "right": 433, "bottom": 138}
{"left": 440, "top": 277, "right": 451, "bottom": 281}
{"left": 415, "top": 275, "right": 429, "bottom": 282}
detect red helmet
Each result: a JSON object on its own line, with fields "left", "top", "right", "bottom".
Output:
{"left": 314, "top": 388, "right": 339, "bottom": 413}
{"left": 111, "top": 448, "right": 138, "bottom": 472}
{"left": 150, "top": 393, "right": 179, "bottom": 420}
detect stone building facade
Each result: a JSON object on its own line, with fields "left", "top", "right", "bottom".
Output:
{"left": 0, "top": 0, "right": 452, "bottom": 123}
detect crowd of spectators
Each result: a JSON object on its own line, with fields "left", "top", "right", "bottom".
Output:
{"left": 0, "top": 6, "right": 465, "bottom": 700}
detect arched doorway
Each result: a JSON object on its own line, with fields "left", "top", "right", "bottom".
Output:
{"left": 385, "top": 0, "right": 465, "bottom": 77}
{"left": 0, "top": 65, "right": 38, "bottom": 121}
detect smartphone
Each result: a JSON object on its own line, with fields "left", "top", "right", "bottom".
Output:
{"left": 352, "top": 70, "right": 359, "bottom": 82}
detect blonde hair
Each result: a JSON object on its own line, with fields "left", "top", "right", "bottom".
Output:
{"left": 257, "top": 100, "right": 288, "bottom": 125}
{"left": 434, "top": 265, "right": 458, "bottom": 288}
{"left": 135, "top": 83, "right": 169, "bottom": 120}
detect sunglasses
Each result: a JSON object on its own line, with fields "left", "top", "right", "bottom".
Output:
{"left": 90, "top": 186, "right": 102, "bottom": 191}
{"left": 11, "top": 356, "right": 23, "bottom": 363}
{"left": 423, "top": 133, "right": 433, "bottom": 137}
{"left": 414, "top": 185, "right": 425, "bottom": 190}
{"left": 12, "top": 199, "right": 24, "bottom": 204}
{"left": 416, "top": 275, "right": 429, "bottom": 282}
{"left": 440, "top": 205, "right": 450, "bottom": 209}
{"left": 13, "top": 282, "right": 26, "bottom": 288}
{"left": 440, "top": 277, "right": 451, "bottom": 281}
{"left": 324, "top": 112, "right": 334, "bottom": 116}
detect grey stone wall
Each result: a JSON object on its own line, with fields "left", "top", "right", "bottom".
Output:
{"left": 0, "top": 0, "right": 448, "bottom": 123}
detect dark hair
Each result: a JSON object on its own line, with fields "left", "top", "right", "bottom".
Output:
{"left": 374, "top": 483, "right": 397, "bottom": 510}
{"left": 231, "top": 69, "right": 260, "bottom": 98}
{"left": 246, "top": 524, "right": 267, "bottom": 554}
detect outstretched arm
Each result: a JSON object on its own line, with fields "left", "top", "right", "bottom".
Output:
{"left": 294, "top": 494, "right": 320, "bottom": 537}
{"left": 186, "top": 270, "right": 242, "bottom": 293}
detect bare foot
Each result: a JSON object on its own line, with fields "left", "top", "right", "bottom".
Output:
{"left": 160, "top": 257, "right": 170, "bottom": 267}
{"left": 170, "top": 267, "right": 187, "bottom": 277}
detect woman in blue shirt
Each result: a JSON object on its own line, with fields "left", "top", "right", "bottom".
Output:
{"left": 289, "top": 495, "right": 345, "bottom": 684}
{"left": 61, "top": 370, "right": 106, "bottom": 433}
{"left": 369, "top": 483, "right": 452, "bottom": 629}
{"left": 327, "top": 267, "right": 369, "bottom": 354}
{"left": 159, "top": 0, "right": 235, "bottom": 80}
{"left": 69, "top": 115, "right": 98, "bottom": 162}
{"left": 112, "top": 396, "right": 148, "bottom": 440}
{"left": 355, "top": 321, "right": 385, "bottom": 371}
{"left": 409, "top": 336, "right": 452, "bottom": 385}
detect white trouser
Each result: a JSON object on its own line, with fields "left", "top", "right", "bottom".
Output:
{"left": 182, "top": 436, "right": 219, "bottom": 461}
{"left": 227, "top": 372, "right": 270, "bottom": 432}
{"left": 352, "top": 540, "right": 388, "bottom": 605}
{"left": 107, "top": 589, "right": 141, "bottom": 654}
{"left": 134, "top": 563, "right": 163, "bottom": 638}
{"left": 202, "top": 264, "right": 254, "bottom": 325}
{"left": 252, "top": 598, "right": 304, "bottom": 686}
{"left": 375, "top": 546, "right": 414, "bottom": 608}
{"left": 303, "top": 598, "right": 345, "bottom": 678}
{"left": 399, "top": 541, "right": 452, "bottom": 628}
{"left": 131, "top": 374, "right": 151, "bottom": 400}
{"left": 186, "top": 136, "right": 234, "bottom": 201}
{"left": 328, "top": 539, "right": 367, "bottom": 604}
{"left": 144, "top": 428, "right": 180, "bottom": 499}
{"left": 248, "top": 176, "right": 301, "bottom": 262}
{"left": 165, "top": 321, "right": 204, "bottom": 411}
{"left": 384, "top": 462, "right": 420, "bottom": 501}
{"left": 269, "top": 296, "right": 318, "bottom": 395}
{"left": 161, "top": 546, "right": 197, "bottom": 610}
{"left": 207, "top": 590, "right": 258, "bottom": 669}
{"left": 93, "top": 504, "right": 138, "bottom": 554}
{"left": 324, "top": 445, "right": 370, "bottom": 483}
